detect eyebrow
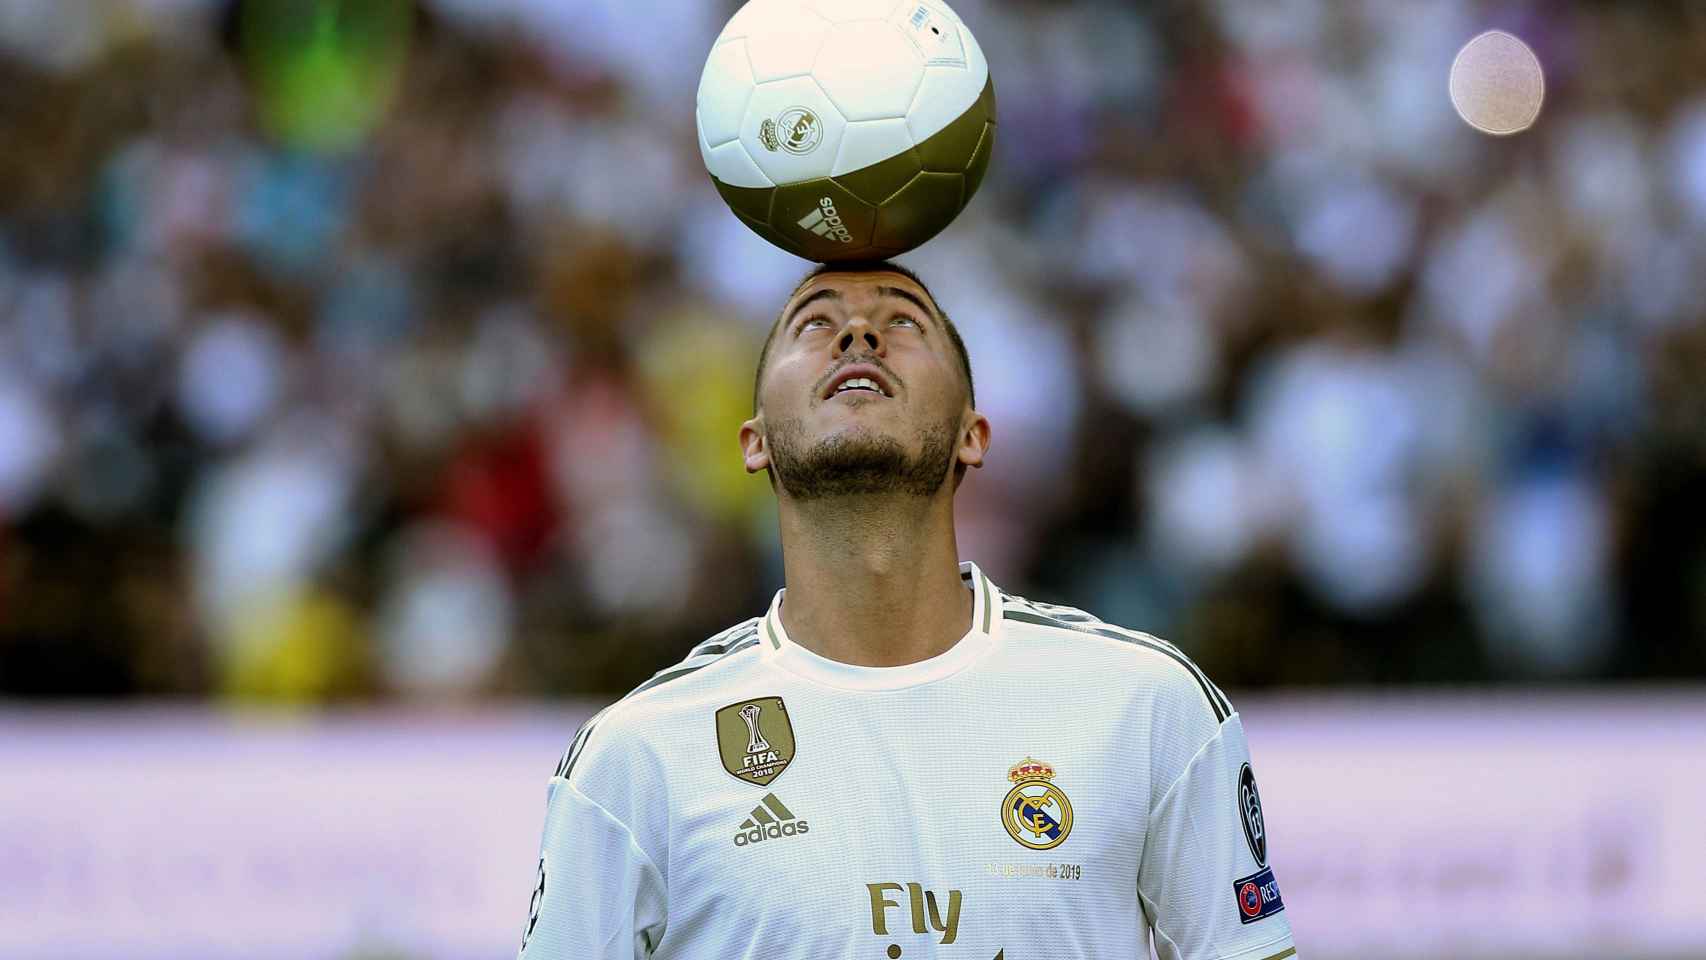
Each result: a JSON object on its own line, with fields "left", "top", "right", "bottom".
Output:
{"left": 784, "top": 285, "right": 936, "bottom": 331}
{"left": 875, "top": 286, "right": 935, "bottom": 324}
{"left": 785, "top": 288, "right": 842, "bottom": 329}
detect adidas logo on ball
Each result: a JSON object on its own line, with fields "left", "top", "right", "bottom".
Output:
{"left": 733, "top": 793, "right": 810, "bottom": 846}
{"left": 797, "top": 198, "right": 853, "bottom": 245}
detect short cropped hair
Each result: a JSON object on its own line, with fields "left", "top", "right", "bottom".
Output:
{"left": 751, "top": 260, "right": 975, "bottom": 416}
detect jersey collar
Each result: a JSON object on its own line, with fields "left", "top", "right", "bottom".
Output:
{"left": 760, "top": 560, "right": 1002, "bottom": 691}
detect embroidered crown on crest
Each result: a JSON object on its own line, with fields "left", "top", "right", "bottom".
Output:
{"left": 1008, "top": 757, "right": 1056, "bottom": 782}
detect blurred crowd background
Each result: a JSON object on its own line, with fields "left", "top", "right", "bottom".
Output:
{"left": 1, "top": 0, "right": 1704, "bottom": 706}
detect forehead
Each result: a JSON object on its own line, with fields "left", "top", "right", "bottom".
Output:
{"left": 785, "top": 270, "right": 935, "bottom": 312}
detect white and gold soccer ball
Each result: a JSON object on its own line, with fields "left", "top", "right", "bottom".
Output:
{"left": 696, "top": 0, "right": 996, "bottom": 262}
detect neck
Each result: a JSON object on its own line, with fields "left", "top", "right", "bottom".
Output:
{"left": 775, "top": 491, "right": 973, "bottom": 668}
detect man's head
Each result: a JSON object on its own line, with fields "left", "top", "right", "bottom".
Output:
{"left": 751, "top": 261, "right": 976, "bottom": 415}
{"left": 740, "top": 260, "right": 989, "bottom": 501}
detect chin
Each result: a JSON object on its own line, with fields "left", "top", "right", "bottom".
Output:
{"left": 818, "top": 417, "right": 898, "bottom": 443}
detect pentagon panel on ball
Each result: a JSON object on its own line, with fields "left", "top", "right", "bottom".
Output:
{"left": 696, "top": 0, "right": 996, "bottom": 262}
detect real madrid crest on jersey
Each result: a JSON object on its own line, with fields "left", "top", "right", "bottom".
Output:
{"left": 716, "top": 696, "right": 796, "bottom": 787}
{"left": 1001, "top": 757, "right": 1072, "bottom": 850}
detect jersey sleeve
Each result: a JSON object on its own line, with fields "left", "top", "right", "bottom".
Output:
{"left": 517, "top": 717, "right": 669, "bottom": 959}
{"left": 1138, "top": 710, "right": 1297, "bottom": 960}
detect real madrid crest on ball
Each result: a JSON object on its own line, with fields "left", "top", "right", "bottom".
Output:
{"left": 1001, "top": 756, "right": 1072, "bottom": 850}
{"left": 716, "top": 696, "right": 796, "bottom": 787}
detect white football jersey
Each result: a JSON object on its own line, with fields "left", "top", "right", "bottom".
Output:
{"left": 518, "top": 560, "right": 1297, "bottom": 960}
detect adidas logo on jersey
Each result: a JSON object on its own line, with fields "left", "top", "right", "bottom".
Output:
{"left": 797, "top": 198, "right": 853, "bottom": 244}
{"left": 733, "top": 793, "right": 810, "bottom": 846}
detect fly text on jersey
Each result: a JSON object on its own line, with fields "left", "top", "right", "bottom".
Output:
{"left": 866, "top": 882, "right": 961, "bottom": 945}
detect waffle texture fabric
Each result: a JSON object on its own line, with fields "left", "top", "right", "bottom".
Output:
{"left": 517, "top": 560, "right": 1298, "bottom": 960}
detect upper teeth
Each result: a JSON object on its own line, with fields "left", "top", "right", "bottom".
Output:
{"left": 836, "top": 377, "right": 882, "bottom": 395}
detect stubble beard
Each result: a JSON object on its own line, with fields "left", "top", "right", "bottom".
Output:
{"left": 767, "top": 409, "right": 960, "bottom": 502}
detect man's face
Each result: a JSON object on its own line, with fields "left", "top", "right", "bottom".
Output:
{"left": 741, "top": 270, "right": 986, "bottom": 501}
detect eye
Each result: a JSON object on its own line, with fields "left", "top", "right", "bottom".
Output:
{"left": 890, "top": 313, "right": 922, "bottom": 329}
{"left": 796, "top": 315, "right": 831, "bottom": 333}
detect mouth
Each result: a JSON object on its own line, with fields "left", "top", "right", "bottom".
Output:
{"left": 822, "top": 365, "right": 894, "bottom": 401}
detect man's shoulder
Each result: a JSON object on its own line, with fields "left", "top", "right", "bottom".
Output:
{"left": 602, "top": 617, "right": 769, "bottom": 718}
{"left": 552, "top": 617, "right": 767, "bottom": 780}
{"left": 996, "top": 591, "right": 1233, "bottom": 725}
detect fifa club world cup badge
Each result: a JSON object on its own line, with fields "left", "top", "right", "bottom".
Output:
{"left": 1001, "top": 757, "right": 1073, "bottom": 850}
{"left": 716, "top": 697, "right": 796, "bottom": 787}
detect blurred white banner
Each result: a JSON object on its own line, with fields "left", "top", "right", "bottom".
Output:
{"left": 1244, "top": 690, "right": 1706, "bottom": 958}
{"left": 2, "top": 692, "right": 1703, "bottom": 959}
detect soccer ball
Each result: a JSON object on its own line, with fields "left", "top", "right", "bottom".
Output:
{"left": 696, "top": 0, "right": 996, "bottom": 262}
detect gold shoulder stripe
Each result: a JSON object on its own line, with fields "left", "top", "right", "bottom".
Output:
{"left": 556, "top": 626, "right": 760, "bottom": 782}
{"left": 1258, "top": 947, "right": 1296, "bottom": 960}
{"left": 1001, "top": 604, "right": 1230, "bottom": 722}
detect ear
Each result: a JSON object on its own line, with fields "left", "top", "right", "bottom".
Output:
{"left": 739, "top": 416, "right": 771, "bottom": 475}
{"left": 958, "top": 409, "right": 991, "bottom": 472}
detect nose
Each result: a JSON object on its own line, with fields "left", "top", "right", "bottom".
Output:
{"left": 835, "top": 314, "right": 883, "bottom": 356}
